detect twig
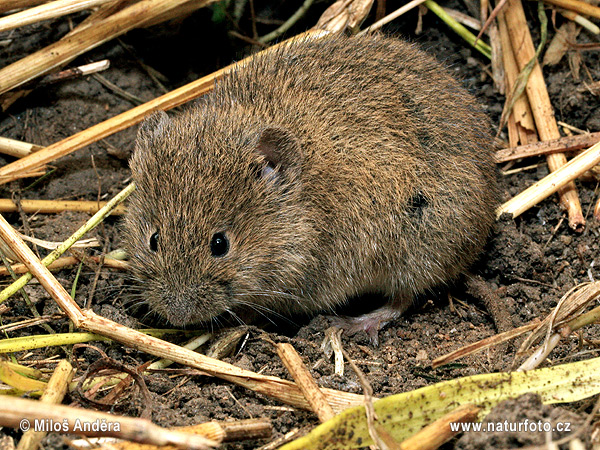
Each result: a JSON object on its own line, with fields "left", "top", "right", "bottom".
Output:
{"left": 443, "top": 8, "right": 481, "bottom": 30}
{"left": 517, "top": 333, "right": 562, "bottom": 371}
{"left": 359, "top": 0, "right": 427, "bottom": 34}
{"left": 92, "top": 72, "right": 145, "bottom": 105}
{"left": 474, "top": 0, "right": 509, "bottom": 45}
{"left": 248, "top": 0, "right": 258, "bottom": 39}
{"left": 63, "top": 0, "right": 132, "bottom": 36}
{"left": 501, "top": 162, "right": 542, "bottom": 175}
{"left": 85, "top": 251, "right": 104, "bottom": 309}
{"left": 0, "top": 329, "right": 200, "bottom": 353}
{"left": 117, "top": 39, "right": 169, "bottom": 94}
{"left": 260, "top": 0, "right": 315, "bottom": 43}
{"left": 39, "top": 60, "right": 110, "bottom": 86}
{"left": 518, "top": 281, "right": 574, "bottom": 369}
{"left": 566, "top": 298, "right": 600, "bottom": 331}
{"left": 0, "top": 255, "right": 127, "bottom": 276}
{"left": 480, "top": 0, "right": 488, "bottom": 24}
{"left": 149, "top": 333, "right": 212, "bottom": 371}
{"left": 19, "top": 233, "right": 98, "bottom": 251}
{"left": 432, "top": 320, "right": 541, "bottom": 368}
{"left": 495, "top": 131, "right": 600, "bottom": 162}
{"left": 558, "top": 121, "right": 587, "bottom": 134}
{"left": 179, "top": 419, "right": 273, "bottom": 445}
{"left": 229, "top": 30, "right": 268, "bottom": 48}
{"left": 256, "top": 427, "right": 304, "bottom": 450}
{"left": 497, "top": 140, "right": 600, "bottom": 219}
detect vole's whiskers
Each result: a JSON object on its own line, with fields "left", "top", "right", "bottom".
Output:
{"left": 232, "top": 289, "right": 306, "bottom": 309}
{"left": 223, "top": 308, "right": 247, "bottom": 326}
{"left": 232, "top": 299, "right": 300, "bottom": 327}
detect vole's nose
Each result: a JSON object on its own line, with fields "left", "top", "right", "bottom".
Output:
{"left": 160, "top": 283, "right": 227, "bottom": 326}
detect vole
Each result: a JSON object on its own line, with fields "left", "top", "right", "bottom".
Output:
{"left": 123, "top": 33, "right": 498, "bottom": 337}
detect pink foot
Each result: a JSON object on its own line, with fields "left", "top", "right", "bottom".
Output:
{"left": 330, "top": 305, "right": 405, "bottom": 345}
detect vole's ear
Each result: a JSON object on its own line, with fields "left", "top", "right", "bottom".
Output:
{"left": 137, "top": 111, "right": 170, "bottom": 145}
{"left": 255, "top": 127, "right": 302, "bottom": 182}
{"left": 131, "top": 112, "right": 170, "bottom": 177}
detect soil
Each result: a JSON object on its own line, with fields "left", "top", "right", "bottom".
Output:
{"left": 0, "top": 1, "right": 599, "bottom": 449}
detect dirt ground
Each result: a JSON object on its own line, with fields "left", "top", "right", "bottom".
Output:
{"left": 0, "top": 1, "right": 599, "bottom": 449}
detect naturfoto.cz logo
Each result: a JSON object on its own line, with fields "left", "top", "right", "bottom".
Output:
{"left": 450, "top": 420, "right": 571, "bottom": 433}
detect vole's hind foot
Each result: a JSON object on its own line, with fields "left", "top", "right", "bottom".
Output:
{"left": 330, "top": 305, "right": 405, "bottom": 346}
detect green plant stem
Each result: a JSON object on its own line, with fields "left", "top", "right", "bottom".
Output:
{"left": 425, "top": 0, "right": 492, "bottom": 59}
{"left": 0, "top": 182, "right": 135, "bottom": 304}
{"left": 0, "top": 328, "right": 201, "bottom": 353}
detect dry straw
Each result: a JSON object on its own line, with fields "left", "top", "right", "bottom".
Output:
{"left": 496, "top": 131, "right": 600, "bottom": 162}
{"left": 498, "top": 140, "right": 600, "bottom": 220}
{"left": 0, "top": 0, "right": 48, "bottom": 14}
{"left": 503, "top": 0, "right": 584, "bottom": 231}
{"left": 0, "top": 0, "right": 113, "bottom": 33}
{"left": 15, "top": 360, "right": 73, "bottom": 450}
{"left": 542, "top": 0, "right": 600, "bottom": 19}
{"left": 0, "top": 0, "right": 217, "bottom": 94}
{"left": 0, "top": 137, "right": 43, "bottom": 158}
{"left": 0, "top": 198, "right": 126, "bottom": 215}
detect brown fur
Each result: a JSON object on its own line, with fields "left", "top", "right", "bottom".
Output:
{"left": 123, "top": 33, "right": 499, "bottom": 327}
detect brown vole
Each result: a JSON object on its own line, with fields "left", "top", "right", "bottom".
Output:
{"left": 123, "top": 33, "right": 498, "bottom": 336}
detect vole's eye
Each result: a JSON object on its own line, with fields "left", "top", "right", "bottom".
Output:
{"left": 253, "top": 162, "right": 276, "bottom": 182}
{"left": 210, "top": 232, "right": 229, "bottom": 257}
{"left": 261, "top": 162, "right": 276, "bottom": 179}
{"left": 149, "top": 231, "right": 159, "bottom": 252}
